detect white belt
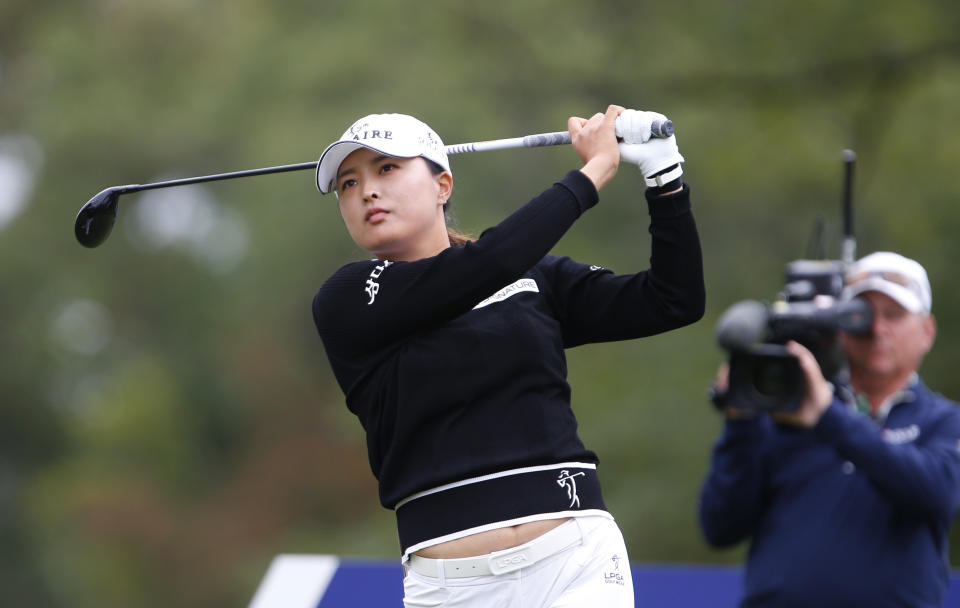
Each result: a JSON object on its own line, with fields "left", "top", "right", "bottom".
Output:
{"left": 408, "top": 519, "right": 583, "bottom": 579}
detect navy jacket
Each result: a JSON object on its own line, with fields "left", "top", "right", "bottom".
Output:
{"left": 699, "top": 379, "right": 960, "bottom": 607}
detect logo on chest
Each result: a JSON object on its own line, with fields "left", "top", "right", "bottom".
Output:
{"left": 882, "top": 424, "right": 920, "bottom": 444}
{"left": 473, "top": 278, "right": 539, "bottom": 310}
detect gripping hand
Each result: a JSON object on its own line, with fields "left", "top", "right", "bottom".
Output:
{"left": 616, "top": 110, "right": 685, "bottom": 187}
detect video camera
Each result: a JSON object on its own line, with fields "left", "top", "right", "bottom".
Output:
{"left": 715, "top": 260, "right": 873, "bottom": 411}
{"left": 713, "top": 151, "right": 873, "bottom": 411}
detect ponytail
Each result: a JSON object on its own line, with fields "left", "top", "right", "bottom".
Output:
{"left": 447, "top": 225, "right": 472, "bottom": 247}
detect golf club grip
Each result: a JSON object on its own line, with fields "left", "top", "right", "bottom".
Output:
{"left": 523, "top": 132, "right": 571, "bottom": 148}
{"left": 651, "top": 119, "right": 674, "bottom": 138}
{"left": 619, "top": 119, "right": 674, "bottom": 139}
{"left": 522, "top": 119, "right": 674, "bottom": 147}
{"left": 521, "top": 119, "right": 674, "bottom": 147}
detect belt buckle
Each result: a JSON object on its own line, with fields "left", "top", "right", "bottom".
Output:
{"left": 488, "top": 547, "right": 533, "bottom": 575}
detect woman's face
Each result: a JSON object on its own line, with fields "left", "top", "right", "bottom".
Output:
{"left": 335, "top": 147, "right": 451, "bottom": 260}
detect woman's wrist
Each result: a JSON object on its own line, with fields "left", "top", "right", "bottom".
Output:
{"left": 579, "top": 155, "right": 619, "bottom": 191}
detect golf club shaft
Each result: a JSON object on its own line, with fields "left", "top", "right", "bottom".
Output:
{"left": 445, "top": 131, "right": 571, "bottom": 154}
{"left": 109, "top": 133, "right": 574, "bottom": 195}
{"left": 112, "top": 161, "right": 320, "bottom": 195}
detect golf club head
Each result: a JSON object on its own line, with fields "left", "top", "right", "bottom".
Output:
{"left": 75, "top": 188, "right": 121, "bottom": 248}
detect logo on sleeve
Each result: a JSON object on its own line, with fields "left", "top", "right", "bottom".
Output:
{"left": 364, "top": 260, "right": 392, "bottom": 305}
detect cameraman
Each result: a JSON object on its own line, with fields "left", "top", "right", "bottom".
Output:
{"left": 699, "top": 252, "right": 960, "bottom": 608}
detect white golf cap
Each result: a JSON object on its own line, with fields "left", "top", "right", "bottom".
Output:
{"left": 842, "top": 251, "right": 932, "bottom": 314}
{"left": 315, "top": 113, "right": 450, "bottom": 194}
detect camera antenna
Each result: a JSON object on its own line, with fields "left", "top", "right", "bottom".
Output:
{"left": 841, "top": 149, "right": 857, "bottom": 265}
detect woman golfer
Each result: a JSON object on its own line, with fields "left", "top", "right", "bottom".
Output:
{"left": 312, "top": 105, "right": 704, "bottom": 607}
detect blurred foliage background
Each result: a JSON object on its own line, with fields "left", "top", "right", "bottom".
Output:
{"left": 2, "top": 0, "right": 960, "bottom": 605}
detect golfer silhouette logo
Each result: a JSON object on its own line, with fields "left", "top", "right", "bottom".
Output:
{"left": 557, "top": 469, "right": 585, "bottom": 508}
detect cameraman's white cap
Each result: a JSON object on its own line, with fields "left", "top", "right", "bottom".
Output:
{"left": 842, "top": 251, "right": 932, "bottom": 314}
{"left": 316, "top": 113, "right": 450, "bottom": 194}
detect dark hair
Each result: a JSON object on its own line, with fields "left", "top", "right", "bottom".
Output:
{"left": 425, "top": 159, "right": 472, "bottom": 247}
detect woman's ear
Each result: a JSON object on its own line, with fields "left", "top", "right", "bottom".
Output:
{"left": 436, "top": 171, "right": 453, "bottom": 206}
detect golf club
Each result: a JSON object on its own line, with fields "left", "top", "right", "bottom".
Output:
{"left": 74, "top": 118, "right": 674, "bottom": 248}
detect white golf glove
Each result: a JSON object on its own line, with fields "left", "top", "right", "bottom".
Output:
{"left": 616, "top": 110, "right": 685, "bottom": 187}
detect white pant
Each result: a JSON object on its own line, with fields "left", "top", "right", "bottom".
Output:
{"left": 402, "top": 516, "right": 634, "bottom": 607}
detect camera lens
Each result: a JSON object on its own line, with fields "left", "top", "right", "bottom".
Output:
{"left": 727, "top": 349, "right": 803, "bottom": 411}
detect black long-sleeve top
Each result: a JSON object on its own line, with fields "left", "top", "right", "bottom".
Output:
{"left": 313, "top": 170, "right": 703, "bottom": 544}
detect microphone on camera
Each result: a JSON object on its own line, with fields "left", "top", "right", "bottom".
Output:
{"left": 715, "top": 300, "right": 770, "bottom": 352}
